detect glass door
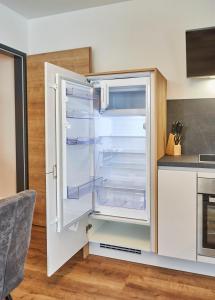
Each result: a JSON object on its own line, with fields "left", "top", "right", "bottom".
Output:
{"left": 56, "top": 76, "right": 98, "bottom": 232}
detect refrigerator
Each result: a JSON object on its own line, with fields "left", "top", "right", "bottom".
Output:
{"left": 45, "top": 63, "right": 154, "bottom": 276}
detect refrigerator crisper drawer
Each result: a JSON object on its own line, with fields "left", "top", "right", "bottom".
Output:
{"left": 96, "top": 187, "right": 146, "bottom": 210}
{"left": 94, "top": 179, "right": 148, "bottom": 220}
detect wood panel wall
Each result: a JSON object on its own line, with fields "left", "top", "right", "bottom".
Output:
{"left": 27, "top": 47, "right": 92, "bottom": 226}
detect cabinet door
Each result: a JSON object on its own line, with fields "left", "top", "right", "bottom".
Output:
{"left": 45, "top": 62, "right": 93, "bottom": 276}
{"left": 158, "top": 169, "right": 197, "bottom": 261}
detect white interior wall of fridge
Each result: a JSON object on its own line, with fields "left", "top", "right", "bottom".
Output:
{"left": 92, "top": 77, "right": 150, "bottom": 222}
{"left": 89, "top": 76, "right": 152, "bottom": 252}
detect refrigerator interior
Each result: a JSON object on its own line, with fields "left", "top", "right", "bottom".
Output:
{"left": 62, "top": 77, "right": 150, "bottom": 236}
{"left": 93, "top": 80, "right": 150, "bottom": 222}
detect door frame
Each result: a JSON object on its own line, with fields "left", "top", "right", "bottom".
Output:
{"left": 0, "top": 43, "right": 28, "bottom": 192}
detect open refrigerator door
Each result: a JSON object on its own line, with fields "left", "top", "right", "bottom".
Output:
{"left": 45, "top": 63, "right": 97, "bottom": 276}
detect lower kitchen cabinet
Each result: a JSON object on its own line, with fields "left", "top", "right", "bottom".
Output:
{"left": 158, "top": 169, "right": 197, "bottom": 261}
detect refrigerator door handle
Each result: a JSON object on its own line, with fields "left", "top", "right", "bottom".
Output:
{"left": 53, "top": 164, "right": 57, "bottom": 178}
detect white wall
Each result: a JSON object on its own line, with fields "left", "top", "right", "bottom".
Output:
{"left": 28, "top": 0, "right": 215, "bottom": 99}
{"left": 0, "top": 0, "right": 214, "bottom": 98}
{"left": 0, "top": 54, "right": 16, "bottom": 197}
{"left": 0, "top": 3, "right": 28, "bottom": 52}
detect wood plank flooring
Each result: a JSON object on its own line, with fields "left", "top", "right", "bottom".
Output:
{"left": 13, "top": 226, "right": 215, "bottom": 300}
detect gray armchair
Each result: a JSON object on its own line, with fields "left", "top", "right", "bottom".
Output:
{"left": 0, "top": 190, "right": 35, "bottom": 300}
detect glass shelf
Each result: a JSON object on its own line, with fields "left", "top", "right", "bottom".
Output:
{"left": 98, "top": 136, "right": 146, "bottom": 155}
{"left": 67, "top": 177, "right": 103, "bottom": 199}
{"left": 102, "top": 149, "right": 145, "bottom": 154}
{"left": 102, "top": 179, "right": 145, "bottom": 192}
{"left": 101, "top": 109, "right": 146, "bottom": 117}
{"left": 101, "top": 163, "right": 146, "bottom": 170}
{"left": 67, "top": 137, "right": 100, "bottom": 145}
{"left": 100, "top": 152, "right": 146, "bottom": 170}
{"left": 99, "top": 136, "right": 146, "bottom": 138}
{"left": 100, "top": 150, "right": 146, "bottom": 156}
{"left": 101, "top": 180, "right": 145, "bottom": 193}
{"left": 66, "top": 110, "right": 100, "bottom": 120}
{"left": 66, "top": 87, "right": 94, "bottom": 101}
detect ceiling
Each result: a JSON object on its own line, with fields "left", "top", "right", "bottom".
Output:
{"left": 0, "top": 0, "right": 131, "bottom": 19}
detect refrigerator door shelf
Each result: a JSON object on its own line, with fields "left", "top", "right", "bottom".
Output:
{"left": 63, "top": 198, "right": 92, "bottom": 229}
{"left": 66, "top": 86, "right": 94, "bottom": 101}
{"left": 67, "top": 177, "right": 103, "bottom": 199}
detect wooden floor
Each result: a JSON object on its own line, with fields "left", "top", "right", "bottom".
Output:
{"left": 13, "top": 226, "right": 215, "bottom": 300}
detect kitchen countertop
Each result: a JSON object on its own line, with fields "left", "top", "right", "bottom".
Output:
{"left": 158, "top": 155, "right": 215, "bottom": 169}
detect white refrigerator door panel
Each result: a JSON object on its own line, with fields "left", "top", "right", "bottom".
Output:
{"left": 45, "top": 63, "right": 90, "bottom": 276}
{"left": 46, "top": 173, "right": 88, "bottom": 276}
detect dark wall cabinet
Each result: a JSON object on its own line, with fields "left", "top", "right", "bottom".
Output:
{"left": 186, "top": 27, "right": 215, "bottom": 77}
